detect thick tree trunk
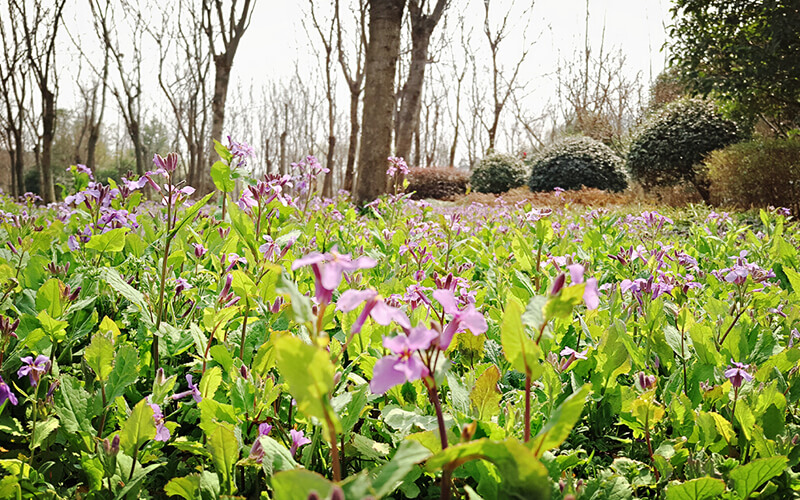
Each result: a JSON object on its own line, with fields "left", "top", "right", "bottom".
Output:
{"left": 40, "top": 88, "right": 56, "bottom": 203}
{"left": 343, "top": 91, "right": 360, "bottom": 192}
{"left": 209, "top": 56, "right": 232, "bottom": 191}
{"left": 87, "top": 126, "right": 99, "bottom": 170}
{"left": 355, "top": 0, "right": 405, "bottom": 205}
{"left": 396, "top": 34, "right": 432, "bottom": 162}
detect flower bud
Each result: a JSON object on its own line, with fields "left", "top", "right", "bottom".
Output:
{"left": 551, "top": 273, "right": 566, "bottom": 295}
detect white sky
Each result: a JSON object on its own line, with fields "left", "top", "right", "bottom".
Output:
{"left": 58, "top": 0, "right": 673, "bottom": 164}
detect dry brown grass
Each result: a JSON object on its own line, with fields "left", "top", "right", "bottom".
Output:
{"left": 452, "top": 184, "right": 703, "bottom": 208}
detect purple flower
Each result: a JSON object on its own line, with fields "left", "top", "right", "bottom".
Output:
{"left": 637, "top": 371, "right": 657, "bottom": 391}
{"left": 336, "top": 289, "right": 411, "bottom": 333}
{"left": 150, "top": 403, "right": 171, "bottom": 442}
{"left": 370, "top": 326, "right": 439, "bottom": 394}
{"left": 17, "top": 355, "right": 50, "bottom": 387}
{"left": 566, "top": 264, "right": 599, "bottom": 310}
{"left": 0, "top": 376, "right": 18, "bottom": 406}
{"left": 153, "top": 153, "right": 179, "bottom": 173}
{"left": 249, "top": 423, "right": 274, "bottom": 463}
{"left": 433, "top": 289, "right": 487, "bottom": 350}
{"left": 290, "top": 428, "right": 311, "bottom": 457}
{"left": 724, "top": 360, "right": 753, "bottom": 388}
{"left": 386, "top": 156, "right": 410, "bottom": 177}
{"left": 172, "top": 374, "right": 202, "bottom": 403}
{"left": 192, "top": 243, "right": 207, "bottom": 259}
{"left": 291, "top": 248, "right": 377, "bottom": 306}
{"left": 559, "top": 347, "right": 588, "bottom": 371}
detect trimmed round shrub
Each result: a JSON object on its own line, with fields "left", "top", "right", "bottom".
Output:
{"left": 627, "top": 98, "right": 743, "bottom": 202}
{"left": 528, "top": 136, "right": 627, "bottom": 192}
{"left": 707, "top": 138, "right": 800, "bottom": 214}
{"left": 470, "top": 152, "right": 527, "bottom": 194}
{"left": 407, "top": 167, "right": 470, "bottom": 200}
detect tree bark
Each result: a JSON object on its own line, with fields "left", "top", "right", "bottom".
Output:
{"left": 343, "top": 92, "right": 360, "bottom": 192}
{"left": 40, "top": 88, "right": 56, "bottom": 202}
{"left": 396, "top": 1, "right": 447, "bottom": 162}
{"left": 209, "top": 55, "right": 231, "bottom": 190}
{"left": 355, "top": 0, "right": 406, "bottom": 205}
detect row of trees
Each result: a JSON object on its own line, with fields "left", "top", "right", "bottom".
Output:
{"left": 2, "top": 0, "right": 657, "bottom": 204}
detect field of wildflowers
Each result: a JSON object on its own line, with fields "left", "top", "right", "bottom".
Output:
{"left": 1, "top": 141, "right": 799, "bottom": 499}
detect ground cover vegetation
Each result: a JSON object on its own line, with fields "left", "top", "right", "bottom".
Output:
{"left": 1, "top": 142, "right": 800, "bottom": 499}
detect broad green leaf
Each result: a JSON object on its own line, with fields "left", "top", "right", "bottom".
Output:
{"left": 271, "top": 469, "right": 334, "bottom": 499}
{"left": 730, "top": 455, "right": 787, "bottom": 499}
{"left": 252, "top": 338, "right": 277, "bottom": 375}
{"left": 501, "top": 298, "right": 543, "bottom": 378}
{"left": 208, "top": 424, "right": 239, "bottom": 493}
{"left": 85, "top": 334, "right": 115, "bottom": 381}
{"left": 244, "top": 435, "right": 296, "bottom": 476}
{"left": 276, "top": 274, "right": 313, "bottom": 324}
{"left": 35, "top": 278, "right": 63, "bottom": 318}
{"left": 170, "top": 192, "right": 215, "bottom": 239}
{"left": 100, "top": 268, "right": 148, "bottom": 314}
{"left": 664, "top": 325, "right": 692, "bottom": 360}
{"left": 275, "top": 336, "right": 339, "bottom": 432}
{"left": 213, "top": 139, "right": 233, "bottom": 163}
{"left": 199, "top": 366, "right": 222, "bottom": 400}
{"left": 211, "top": 161, "right": 235, "bottom": 192}
{"left": 164, "top": 475, "right": 200, "bottom": 500}
{"left": 120, "top": 398, "right": 156, "bottom": 457}
{"left": 544, "top": 284, "right": 585, "bottom": 320}
{"left": 426, "top": 439, "right": 550, "bottom": 499}
{"left": 371, "top": 440, "right": 432, "bottom": 498}
{"left": 341, "top": 384, "right": 369, "bottom": 434}
{"left": 708, "top": 412, "right": 735, "bottom": 444}
{"left": 36, "top": 310, "right": 68, "bottom": 341}
{"left": 85, "top": 227, "right": 128, "bottom": 254}
{"left": 105, "top": 345, "right": 140, "bottom": 402}
{"left": 782, "top": 265, "right": 800, "bottom": 295}
{"left": 529, "top": 385, "right": 590, "bottom": 457}
{"left": 666, "top": 477, "right": 726, "bottom": 500}
{"left": 470, "top": 365, "right": 502, "bottom": 420}
{"left": 31, "top": 418, "right": 59, "bottom": 450}
{"left": 53, "top": 374, "right": 94, "bottom": 435}
{"left": 80, "top": 453, "right": 104, "bottom": 491}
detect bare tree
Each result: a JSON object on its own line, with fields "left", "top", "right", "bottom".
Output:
{"left": 335, "top": 0, "right": 368, "bottom": 192}
{"left": 10, "top": 0, "right": 66, "bottom": 203}
{"left": 482, "top": 0, "right": 534, "bottom": 151}
{"left": 356, "top": 0, "right": 406, "bottom": 205}
{"left": 154, "top": 0, "right": 212, "bottom": 188}
{"left": 307, "top": 1, "right": 338, "bottom": 197}
{"left": 202, "top": 0, "right": 256, "bottom": 192}
{"left": 395, "top": 0, "right": 448, "bottom": 164}
{"left": 0, "top": 3, "right": 31, "bottom": 197}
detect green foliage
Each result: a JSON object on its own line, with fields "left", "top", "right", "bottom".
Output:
{"left": 528, "top": 136, "right": 628, "bottom": 192}
{"left": 669, "top": 0, "right": 800, "bottom": 131}
{"left": 627, "top": 98, "right": 742, "bottom": 201}
{"left": 470, "top": 151, "right": 527, "bottom": 194}
{"left": 706, "top": 137, "right": 800, "bottom": 214}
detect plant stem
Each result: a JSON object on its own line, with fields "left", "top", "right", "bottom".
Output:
{"left": 524, "top": 373, "right": 532, "bottom": 442}
{"left": 153, "top": 190, "right": 175, "bottom": 373}
{"left": 240, "top": 300, "right": 250, "bottom": 360}
{"left": 322, "top": 405, "right": 341, "bottom": 482}
{"left": 128, "top": 447, "right": 138, "bottom": 481}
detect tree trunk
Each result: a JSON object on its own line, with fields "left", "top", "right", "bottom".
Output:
{"left": 87, "top": 125, "right": 99, "bottom": 170}
{"left": 344, "top": 91, "right": 360, "bottom": 192}
{"left": 40, "top": 88, "right": 56, "bottom": 203}
{"left": 355, "top": 0, "right": 405, "bottom": 205}
{"left": 13, "top": 131, "right": 24, "bottom": 196}
{"left": 209, "top": 55, "right": 232, "bottom": 191}
{"left": 323, "top": 135, "right": 335, "bottom": 197}
{"left": 396, "top": 33, "right": 432, "bottom": 162}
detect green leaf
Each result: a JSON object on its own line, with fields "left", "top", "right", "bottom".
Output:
{"left": 782, "top": 266, "right": 800, "bottom": 295}
{"left": 199, "top": 366, "right": 222, "bottom": 400}
{"left": 170, "top": 192, "right": 215, "bottom": 239}
{"left": 664, "top": 325, "right": 692, "bottom": 360}
{"left": 470, "top": 365, "right": 502, "bottom": 420}
{"left": 246, "top": 435, "right": 297, "bottom": 476}
{"left": 341, "top": 384, "right": 369, "bottom": 434}
{"left": 730, "top": 455, "right": 787, "bottom": 499}
{"left": 528, "top": 385, "right": 590, "bottom": 457}
{"left": 501, "top": 298, "right": 542, "bottom": 378}
{"left": 105, "top": 345, "right": 140, "bottom": 402}
{"left": 100, "top": 268, "right": 148, "bottom": 315}
{"left": 276, "top": 274, "right": 313, "bottom": 324}
{"left": 213, "top": 139, "right": 233, "bottom": 163}
{"left": 544, "top": 284, "right": 585, "bottom": 320}
{"left": 208, "top": 424, "right": 239, "bottom": 493}
{"left": 35, "top": 278, "right": 63, "bottom": 318}
{"left": 164, "top": 475, "right": 200, "bottom": 500}
{"left": 36, "top": 310, "right": 68, "bottom": 341}
{"left": 666, "top": 477, "right": 726, "bottom": 500}
{"left": 31, "top": 418, "right": 59, "bottom": 450}
{"left": 275, "top": 336, "right": 339, "bottom": 432}
{"left": 85, "top": 334, "right": 115, "bottom": 382}
{"left": 120, "top": 398, "right": 156, "bottom": 457}
{"left": 85, "top": 227, "right": 128, "bottom": 254}
{"left": 211, "top": 161, "right": 235, "bottom": 192}
{"left": 271, "top": 469, "right": 334, "bottom": 499}
{"left": 425, "top": 438, "right": 550, "bottom": 499}
{"left": 53, "top": 374, "right": 94, "bottom": 435}
{"left": 371, "top": 440, "right": 432, "bottom": 498}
